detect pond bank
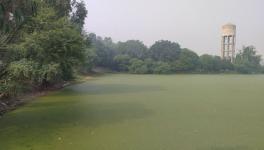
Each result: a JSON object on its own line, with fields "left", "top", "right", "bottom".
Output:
{"left": 0, "top": 75, "right": 94, "bottom": 116}
{"left": 0, "top": 83, "right": 66, "bottom": 116}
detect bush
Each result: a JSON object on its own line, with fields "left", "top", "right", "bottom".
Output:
{"left": 128, "top": 58, "right": 149, "bottom": 74}
{"left": 7, "top": 9, "right": 85, "bottom": 82}
{"left": 153, "top": 62, "right": 172, "bottom": 74}
{"left": 172, "top": 49, "right": 200, "bottom": 72}
{"left": 234, "top": 46, "right": 262, "bottom": 74}
{"left": 114, "top": 54, "right": 131, "bottom": 71}
{"left": 0, "top": 80, "right": 25, "bottom": 99}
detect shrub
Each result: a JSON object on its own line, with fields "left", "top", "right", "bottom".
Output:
{"left": 153, "top": 62, "right": 172, "bottom": 74}
{"left": 129, "top": 58, "right": 149, "bottom": 74}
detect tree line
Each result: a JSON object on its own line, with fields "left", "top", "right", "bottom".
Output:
{"left": 86, "top": 33, "right": 263, "bottom": 74}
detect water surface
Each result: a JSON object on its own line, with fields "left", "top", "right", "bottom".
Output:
{"left": 1, "top": 74, "right": 264, "bottom": 150}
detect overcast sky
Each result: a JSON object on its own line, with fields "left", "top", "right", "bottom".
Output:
{"left": 83, "top": 0, "right": 264, "bottom": 56}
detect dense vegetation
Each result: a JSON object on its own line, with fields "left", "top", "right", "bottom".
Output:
{"left": 87, "top": 33, "right": 263, "bottom": 74}
{"left": 0, "top": 0, "right": 89, "bottom": 99}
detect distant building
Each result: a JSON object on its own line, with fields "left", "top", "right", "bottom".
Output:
{"left": 221, "top": 23, "right": 236, "bottom": 62}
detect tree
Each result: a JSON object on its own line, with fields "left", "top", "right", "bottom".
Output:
{"left": 220, "top": 59, "right": 234, "bottom": 71}
{"left": 1, "top": 0, "right": 89, "bottom": 99}
{"left": 199, "top": 55, "right": 222, "bottom": 72}
{"left": 144, "top": 58, "right": 155, "bottom": 73}
{"left": 81, "top": 47, "right": 96, "bottom": 73}
{"left": 148, "top": 40, "right": 181, "bottom": 62}
{"left": 0, "top": 0, "right": 38, "bottom": 55}
{"left": 117, "top": 40, "right": 147, "bottom": 59}
{"left": 44, "top": 0, "right": 72, "bottom": 17}
{"left": 173, "top": 48, "right": 200, "bottom": 72}
{"left": 153, "top": 62, "right": 172, "bottom": 74}
{"left": 0, "top": 0, "right": 37, "bottom": 32}
{"left": 7, "top": 7, "right": 86, "bottom": 85}
{"left": 71, "top": 0, "right": 87, "bottom": 31}
{"left": 80, "top": 33, "right": 97, "bottom": 73}
{"left": 7, "top": 59, "right": 61, "bottom": 85}
{"left": 91, "top": 36, "right": 116, "bottom": 68}
{"left": 234, "top": 46, "right": 262, "bottom": 73}
{"left": 129, "top": 58, "right": 149, "bottom": 74}
{"left": 114, "top": 54, "right": 131, "bottom": 71}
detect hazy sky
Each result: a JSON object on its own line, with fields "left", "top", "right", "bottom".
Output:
{"left": 84, "top": 0, "right": 264, "bottom": 56}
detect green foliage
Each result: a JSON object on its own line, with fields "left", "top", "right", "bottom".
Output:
{"left": 78, "top": 33, "right": 97, "bottom": 73}
{"left": 148, "top": 40, "right": 181, "bottom": 62}
{"left": 199, "top": 55, "right": 221, "bottom": 72}
{"left": 7, "top": 59, "right": 37, "bottom": 82}
{"left": 0, "top": 80, "right": 22, "bottom": 98}
{"left": 0, "top": 0, "right": 38, "bottom": 55}
{"left": 114, "top": 54, "right": 131, "bottom": 72}
{"left": 129, "top": 58, "right": 149, "bottom": 74}
{"left": 221, "top": 59, "right": 234, "bottom": 71}
{"left": 38, "top": 63, "right": 61, "bottom": 82}
{"left": 143, "top": 58, "right": 155, "bottom": 73}
{"left": 43, "top": 0, "right": 72, "bottom": 17}
{"left": 173, "top": 48, "right": 200, "bottom": 72}
{"left": 0, "top": 0, "right": 89, "bottom": 99}
{"left": 117, "top": 40, "right": 147, "bottom": 59}
{"left": 89, "top": 33, "right": 263, "bottom": 75}
{"left": 234, "top": 46, "right": 262, "bottom": 74}
{"left": 80, "top": 47, "right": 97, "bottom": 73}
{"left": 88, "top": 34, "right": 116, "bottom": 68}
{"left": 1, "top": 3, "right": 85, "bottom": 93}
{"left": 199, "top": 55, "right": 235, "bottom": 73}
{"left": 10, "top": 6, "right": 86, "bottom": 79}
{"left": 71, "top": 0, "right": 87, "bottom": 31}
{"left": 0, "top": 0, "right": 38, "bottom": 33}
{"left": 7, "top": 59, "right": 61, "bottom": 86}
{"left": 153, "top": 62, "right": 172, "bottom": 74}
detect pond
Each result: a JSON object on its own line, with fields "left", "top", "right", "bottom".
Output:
{"left": 1, "top": 74, "right": 264, "bottom": 150}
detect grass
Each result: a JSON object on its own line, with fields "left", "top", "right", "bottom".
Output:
{"left": 1, "top": 74, "right": 264, "bottom": 150}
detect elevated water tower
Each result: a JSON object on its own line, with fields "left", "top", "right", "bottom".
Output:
{"left": 221, "top": 23, "right": 236, "bottom": 62}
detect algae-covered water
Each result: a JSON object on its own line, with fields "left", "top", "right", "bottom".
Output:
{"left": 1, "top": 74, "right": 264, "bottom": 150}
